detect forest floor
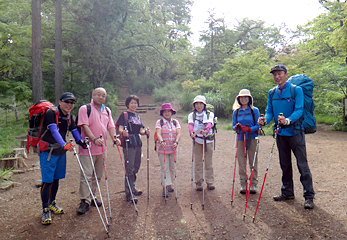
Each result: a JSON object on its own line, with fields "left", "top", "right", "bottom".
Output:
{"left": 1, "top": 93, "right": 347, "bottom": 240}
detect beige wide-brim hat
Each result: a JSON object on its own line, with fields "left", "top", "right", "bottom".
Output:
{"left": 232, "top": 89, "right": 254, "bottom": 110}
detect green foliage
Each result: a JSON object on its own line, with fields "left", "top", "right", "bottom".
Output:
{"left": 153, "top": 81, "right": 182, "bottom": 105}
{"left": 0, "top": 168, "right": 13, "bottom": 182}
{"left": 179, "top": 91, "right": 196, "bottom": 111}
{"left": 316, "top": 113, "right": 340, "bottom": 125}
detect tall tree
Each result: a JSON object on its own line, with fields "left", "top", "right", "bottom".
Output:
{"left": 55, "top": 0, "right": 63, "bottom": 104}
{"left": 32, "top": 0, "right": 43, "bottom": 103}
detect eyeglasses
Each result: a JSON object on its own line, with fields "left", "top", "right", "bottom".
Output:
{"left": 63, "top": 101, "right": 75, "bottom": 105}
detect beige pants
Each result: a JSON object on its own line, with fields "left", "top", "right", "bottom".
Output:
{"left": 158, "top": 153, "right": 176, "bottom": 186}
{"left": 194, "top": 142, "right": 214, "bottom": 184}
{"left": 79, "top": 154, "right": 105, "bottom": 204}
{"left": 237, "top": 138, "right": 258, "bottom": 187}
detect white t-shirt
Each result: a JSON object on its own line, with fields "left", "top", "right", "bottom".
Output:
{"left": 188, "top": 110, "right": 214, "bottom": 144}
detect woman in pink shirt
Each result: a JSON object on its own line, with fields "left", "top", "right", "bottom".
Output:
{"left": 155, "top": 103, "right": 181, "bottom": 198}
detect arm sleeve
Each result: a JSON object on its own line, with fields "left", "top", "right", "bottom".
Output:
{"left": 232, "top": 110, "right": 237, "bottom": 130}
{"left": 48, "top": 124, "right": 66, "bottom": 147}
{"left": 204, "top": 122, "right": 212, "bottom": 132}
{"left": 264, "top": 89, "right": 274, "bottom": 125}
{"left": 71, "top": 128, "right": 82, "bottom": 142}
{"left": 189, "top": 123, "right": 194, "bottom": 134}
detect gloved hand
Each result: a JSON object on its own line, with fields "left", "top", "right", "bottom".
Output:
{"left": 235, "top": 123, "right": 242, "bottom": 131}
{"left": 63, "top": 142, "right": 73, "bottom": 151}
{"left": 77, "top": 140, "right": 88, "bottom": 149}
{"left": 241, "top": 125, "right": 252, "bottom": 133}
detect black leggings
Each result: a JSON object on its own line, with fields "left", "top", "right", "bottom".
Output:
{"left": 41, "top": 179, "right": 59, "bottom": 209}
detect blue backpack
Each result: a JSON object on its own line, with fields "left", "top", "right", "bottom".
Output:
{"left": 270, "top": 74, "right": 316, "bottom": 134}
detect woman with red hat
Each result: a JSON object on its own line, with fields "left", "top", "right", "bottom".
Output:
{"left": 155, "top": 103, "right": 181, "bottom": 198}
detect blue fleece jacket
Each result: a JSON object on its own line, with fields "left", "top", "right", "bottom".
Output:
{"left": 264, "top": 81, "right": 304, "bottom": 136}
{"left": 232, "top": 106, "right": 260, "bottom": 140}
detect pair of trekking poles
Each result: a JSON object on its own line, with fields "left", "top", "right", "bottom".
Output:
{"left": 230, "top": 118, "right": 280, "bottom": 222}
{"left": 72, "top": 135, "right": 111, "bottom": 234}
{"left": 190, "top": 135, "right": 207, "bottom": 210}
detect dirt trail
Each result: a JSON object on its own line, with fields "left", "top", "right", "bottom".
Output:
{"left": 1, "top": 94, "right": 347, "bottom": 239}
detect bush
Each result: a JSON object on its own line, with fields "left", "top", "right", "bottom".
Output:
{"left": 153, "top": 81, "right": 182, "bottom": 105}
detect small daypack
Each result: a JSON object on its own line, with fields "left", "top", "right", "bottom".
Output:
{"left": 27, "top": 100, "right": 71, "bottom": 153}
{"left": 270, "top": 74, "right": 316, "bottom": 134}
{"left": 76, "top": 103, "right": 110, "bottom": 133}
{"left": 154, "top": 119, "right": 178, "bottom": 151}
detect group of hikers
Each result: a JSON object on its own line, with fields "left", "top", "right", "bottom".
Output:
{"left": 37, "top": 63, "right": 315, "bottom": 226}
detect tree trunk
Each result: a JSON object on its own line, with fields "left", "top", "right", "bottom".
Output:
{"left": 55, "top": 0, "right": 63, "bottom": 105}
{"left": 31, "top": 0, "right": 43, "bottom": 103}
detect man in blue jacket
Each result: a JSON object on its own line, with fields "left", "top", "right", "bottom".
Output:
{"left": 258, "top": 64, "right": 315, "bottom": 209}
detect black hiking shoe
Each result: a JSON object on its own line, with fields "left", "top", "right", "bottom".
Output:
{"left": 250, "top": 186, "right": 257, "bottom": 194}
{"left": 196, "top": 182, "right": 203, "bottom": 191}
{"left": 207, "top": 183, "right": 215, "bottom": 190}
{"left": 133, "top": 188, "right": 143, "bottom": 196}
{"left": 273, "top": 194, "right": 295, "bottom": 201}
{"left": 304, "top": 198, "right": 314, "bottom": 209}
{"left": 240, "top": 186, "right": 246, "bottom": 194}
{"left": 42, "top": 208, "right": 52, "bottom": 225}
{"left": 162, "top": 187, "right": 169, "bottom": 198}
{"left": 49, "top": 200, "right": 64, "bottom": 214}
{"left": 126, "top": 194, "right": 138, "bottom": 204}
{"left": 90, "top": 198, "right": 102, "bottom": 207}
{"left": 166, "top": 185, "right": 174, "bottom": 192}
{"left": 77, "top": 200, "right": 90, "bottom": 215}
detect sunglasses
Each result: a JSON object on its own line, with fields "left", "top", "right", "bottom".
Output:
{"left": 63, "top": 100, "right": 75, "bottom": 105}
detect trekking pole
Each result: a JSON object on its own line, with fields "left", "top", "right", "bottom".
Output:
{"left": 116, "top": 144, "right": 138, "bottom": 215}
{"left": 174, "top": 146, "right": 178, "bottom": 201}
{"left": 146, "top": 128, "right": 150, "bottom": 200}
{"left": 243, "top": 135, "right": 260, "bottom": 220}
{"left": 85, "top": 137, "right": 109, "bottom": 226}
{"left": 100, "top": 135, "right": 112, "bottom": 223}
{"left": 190, "top": 139, "right": 195, "bottom": 210}
{"left": 231, "top": 126, "right": 240, "bottom": 206}
{"left": 243, "top": 132, "right": 248, "bottom": 199}
{"left": 202, "top": 136, "right": 206, "bottom": 210}
{"left": 253, "top": 124, "right": 279, "bottom": 223}
{"left": 163, "top": 146, "right": 167, "bottom": 203}
{"left": 71, "top": 140, "right": 108, "bottom": 234}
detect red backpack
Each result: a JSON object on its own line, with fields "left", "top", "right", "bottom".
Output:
{"left": 26, "top": 100, "right": 67, "bottom": 153}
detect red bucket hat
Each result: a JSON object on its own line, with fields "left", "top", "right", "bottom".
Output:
{"left": 160, "top": 103, "right": 176, "bottom": 116}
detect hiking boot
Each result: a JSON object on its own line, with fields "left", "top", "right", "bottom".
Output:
{"left": 273, "top": 194, "right": 295, "bottom": 201}
{"left": 133, "top": 188, "right": 143, "bottom": 196}
{"left": 126, "top": 194, "right": 138, "bottom": 204}
{"left": 166, "top": 185, "right": 174, "bottom": 192}
{"left": 240, "top": 186, "right": 246, "bottom": 194}
{"left": 304, "top": 198, "right": 314, "bottom": 209}
{"left": 207, "top": 183, "right": 215, "bottom": 190}
{"left": 196, "top": 182, "right": 203, "bottom": 191}
{"left": 162, "top": 187, "right": 169, "bottom": 198}
{"left": 250, "top": 185, "right": 257, "bottom": 194}
{"left": 49, "top": 200, "right": 64, "bottom": 214}
{"left": 42, "top": 208, "right": 52, "bottom": 225}
{"left": 77, "top": 200, "right": 90, "bottom": 215}
{"left": 90, "top": 198, "right": 102, "bottom": 207}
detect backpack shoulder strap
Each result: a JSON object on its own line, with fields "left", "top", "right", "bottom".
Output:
{"left": 160, "top": 119, "right": 164, "bottom": 127}
{"left": 173, "top": 119, "right": 177, "bottom": 127}
{"left": 290, "top": 84, "right": 296, "bottom": 99}
{"left": 86, "top": 103, "right": 91, "bottom": 117}
{"left": 270, "top": 87, "right": 276, "bottom": 100}
{"left": 251, "top": 108, "right": 255, "bottom": 124}
{"left": 236, "top": 108, "right": 239, "bottom": 120}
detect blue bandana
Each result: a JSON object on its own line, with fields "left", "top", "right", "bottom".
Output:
{"left": 277, "top": 81, "right": 288, "bottom": 97}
